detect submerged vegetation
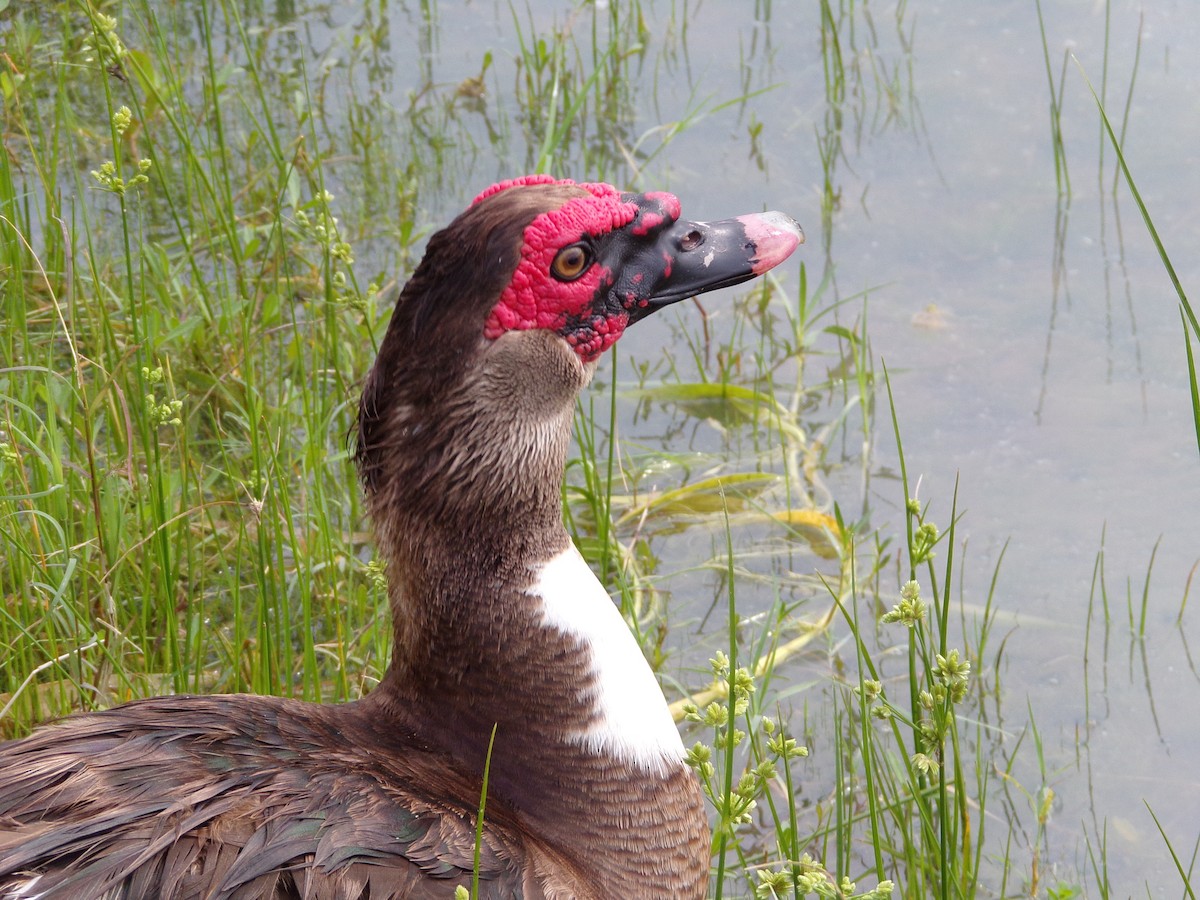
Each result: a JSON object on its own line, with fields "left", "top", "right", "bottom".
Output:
{"left": 1, "top": 1, "right": 1196, "bottom": 897}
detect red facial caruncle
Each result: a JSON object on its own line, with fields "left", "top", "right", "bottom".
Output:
{"left": 477, "top": 177, "right": 680, "bottom": 362}
{"left": 473, "top": 175, "right": 803, "bottom": 363}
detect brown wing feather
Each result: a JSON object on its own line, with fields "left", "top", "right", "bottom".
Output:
{"left": 0, "top": 695, "right": 566, "bottom": 900}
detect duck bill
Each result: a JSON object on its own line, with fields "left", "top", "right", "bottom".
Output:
{"left": 632, "top": 211, "right": 804, "bottom": 322}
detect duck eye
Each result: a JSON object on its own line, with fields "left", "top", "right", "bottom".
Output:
{"left": 551, "top": 243, "right": 592, "bottom": 281}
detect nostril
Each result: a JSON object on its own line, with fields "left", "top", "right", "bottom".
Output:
{"left": 679, "top": 229, "right": 703, "bottom": 251}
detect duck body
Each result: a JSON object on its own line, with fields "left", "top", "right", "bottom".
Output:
{"left": 0, "top": 176, "right": 801, "bottom": 899}
{"left": 0, "top": 694, "right": 626, "bottom": 898}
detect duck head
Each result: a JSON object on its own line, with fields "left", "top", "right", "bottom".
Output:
{"left": 356, "top": 174, "right": 803, "bottom": 503}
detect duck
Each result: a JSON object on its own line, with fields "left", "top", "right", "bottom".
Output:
{"left": 0, "top": 174, "right": 802, "bottom": 900}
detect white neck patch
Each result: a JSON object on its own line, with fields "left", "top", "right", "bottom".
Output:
{"left": 531, "top": 545, "right": 686, "bottom": 775}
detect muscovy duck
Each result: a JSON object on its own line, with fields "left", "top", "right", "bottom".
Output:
{"left": 0, "top": 175, "right": 802, "bottom": 899}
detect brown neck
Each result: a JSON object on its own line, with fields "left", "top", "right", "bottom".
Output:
{"left": 363, "top": 329, "right": 578, "bottom": 675}
{"left": 356, "top": 328, "right": 707, "bottom": 894}
{"left": 358, "top": 327, "right": 587, "bottom": 753}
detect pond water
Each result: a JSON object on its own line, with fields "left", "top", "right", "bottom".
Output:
{"left": 298, "top": 2, "right": 1197, "bottom": 890}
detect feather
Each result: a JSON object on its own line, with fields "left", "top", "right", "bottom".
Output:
{"left": 0, "top": 696, "right": 542, "bottom": 899}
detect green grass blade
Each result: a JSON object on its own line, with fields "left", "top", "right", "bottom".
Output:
{"left": 1078, "top": 60, "right": 1200, "bottom": 457}
{"left": 1184, "top": 308, "right": 1200, "bottom": 457}
{"left": 1144, "top": 802, "right": 1197, "bottom": 899}
{"left": 469, "top": 724, "right": 500, "bottom": 898}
